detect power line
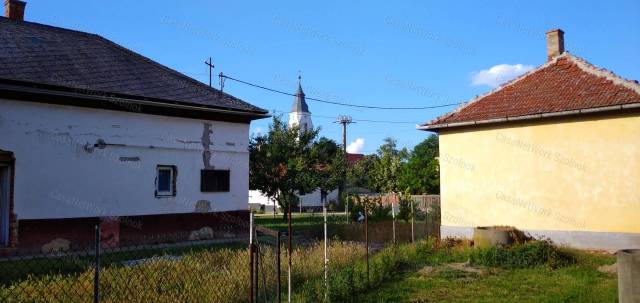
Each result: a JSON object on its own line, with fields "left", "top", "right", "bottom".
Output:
{"left": 221, "top": 74, "right": 463, "bottom": 110}
{"left": 271, "top": 110, "right": 420, "bottom": 125}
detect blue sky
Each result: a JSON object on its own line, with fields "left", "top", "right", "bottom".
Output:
{"left": 27, "top": 0, "right": 640, "bottom": 154}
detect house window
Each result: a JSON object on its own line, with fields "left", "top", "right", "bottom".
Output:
{"left": 156, "top": 165, "right": 176, "bottom": 197}
{"left": 201, "top": 169, "right": 230, "bottom": 192}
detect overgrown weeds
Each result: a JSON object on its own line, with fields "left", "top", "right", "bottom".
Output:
{"left": 469, "top": 240, "right": 577, "bottom": 269}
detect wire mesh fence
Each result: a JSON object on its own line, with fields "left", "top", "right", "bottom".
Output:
{"left": 250, "top": 225, "right": 282, "bottom": 303}
{"left": 0, "top": 195, "right": 439, "bottom": 302}
{"left": 0, "top": 226, "right": 251, "bottom": 303}
{"left": 249, "top": 194, "right": 441, "bottom": 302}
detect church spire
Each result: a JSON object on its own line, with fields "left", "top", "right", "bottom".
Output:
{"left": 288, "top": 73, "right": 313, "bottom": 132}
{"left": 291, "top": 74, "right": 310, "bottom": 113}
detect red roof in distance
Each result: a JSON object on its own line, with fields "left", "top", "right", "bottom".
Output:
{"left": 346, "top": 153, "right": 364, "bottom": 166}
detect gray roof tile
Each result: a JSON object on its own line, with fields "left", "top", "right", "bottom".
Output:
{"left": 0, "top": 17, "right": 266, "bottom": 114}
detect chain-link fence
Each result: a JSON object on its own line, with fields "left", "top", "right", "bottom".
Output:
{"left": 250, "top": 225, "right": 282, "bottom": 303}
{"left": 250, "top": 194, "right": 441, "bottom": 302}
{"left": 1, "top": 194, "right": 440, "bottom": 303}
{"left": 0, "top": 226, "right": 251, "bottom": 303}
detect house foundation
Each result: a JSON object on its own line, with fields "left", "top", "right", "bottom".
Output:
{"left": 12, "top": 210, "right": 249, "bottom": 254}
{"left": 442, "top": 225, "right": 640, "bottom": 251}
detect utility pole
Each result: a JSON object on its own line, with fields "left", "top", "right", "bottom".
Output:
{"left": 334, "top": 115, "right": 354, "bottom": 218}
{"left": 334, "top": 116, "right": 354, "bottom": 153}
{"left": 204, "top": 57, "right": 215, "bottom": 87}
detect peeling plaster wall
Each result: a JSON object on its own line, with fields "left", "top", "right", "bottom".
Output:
{"left": 0, "top": 98, "right": 250, "bottom": 219}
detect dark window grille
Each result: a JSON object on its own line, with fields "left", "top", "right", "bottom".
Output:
{"left": 201, "top": 170, "right": 230, "bottom": 192}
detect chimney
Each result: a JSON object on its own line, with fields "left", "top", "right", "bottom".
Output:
{"left": 4, "top": 0, "right": 26, "bottom": 21}
{"left": 546, "top": 29, "right": 565, "bottom": 61}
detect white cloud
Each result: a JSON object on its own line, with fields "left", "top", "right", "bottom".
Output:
{"left": 471, "top": 63, "right": 534, "bottom": 88}
{"left": 346, "top": 138, "right": 365, "bottom": 154}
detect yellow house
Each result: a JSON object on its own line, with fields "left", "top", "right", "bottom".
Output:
{"left": 419, "top": 29, "right": 640, "bottom": 250}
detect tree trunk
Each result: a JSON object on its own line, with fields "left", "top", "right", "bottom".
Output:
{"left": 280, "top": 194, "right": 289, "bottom": 221}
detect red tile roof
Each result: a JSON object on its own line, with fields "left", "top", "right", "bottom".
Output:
{"left": 421, "top": 53, "right": 640, "bottom": 130}
{"left": 346, "top": 153, "right": 364, "bottom": 166}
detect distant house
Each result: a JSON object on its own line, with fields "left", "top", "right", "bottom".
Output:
{"left": 419, "top": 29, "right": 640, "bottom": 250}
{"left": 346, "top": 153, "right": 364, "bottom": 166}
{"left": 0, "top": 1, "right": 268, "bottom": 252}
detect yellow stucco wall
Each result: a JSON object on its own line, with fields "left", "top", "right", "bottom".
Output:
{"left": 438, "top": 112, "right": 640, "bottom": 233}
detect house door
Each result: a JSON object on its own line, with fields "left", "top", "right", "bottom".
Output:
{"left": 0, "top": 152, "right": 12, "bottom": 247}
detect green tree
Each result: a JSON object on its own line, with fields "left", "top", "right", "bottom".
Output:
{"left": 371, "top": 137, "right": 408, "bottom": 193}
{"left": 399, "top": 134, "right": 440, "bottom": 194}
{"left": 310, "top": 137, "right": 346, "bottom": 206}
{"left": 346, "top": 154, "right": 378, "bottom": 190}
{"left": 249, "top": 116, "right": 318, "bottom": 219}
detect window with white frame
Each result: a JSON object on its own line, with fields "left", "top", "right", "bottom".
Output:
{"left": 156, "top": 165, "right": 176, "bottom": 197}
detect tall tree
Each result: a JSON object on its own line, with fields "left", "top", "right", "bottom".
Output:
{"left": 249, "top": 116, "right": 318, "bottom": 219}
{"left": 347, "top": 154, "right": 378, "bottom": 190}
{"left": 371, "top": 137, "right": 408, "bottom": 193}
{"left": 399, "top": 134, "right": 440, "bottom": 194}
{"left": 310, "top": 137, "right": 346, "bottom": 206}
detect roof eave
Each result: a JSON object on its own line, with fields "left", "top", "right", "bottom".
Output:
{"left": 0, "top": 79, "right": 270, "bottom": 121}
{"left": 417, "top": 103, "right": 640, "bottom": 132}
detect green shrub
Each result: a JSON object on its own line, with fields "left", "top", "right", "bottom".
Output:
{"left": 347, "top": 195, "right": 391, "bottom": 222}
{"left": 469, "top": 240, "right": 576, "bottom": 269}
{"left": 397, "top": 193, "right": 412, "bottom": 222}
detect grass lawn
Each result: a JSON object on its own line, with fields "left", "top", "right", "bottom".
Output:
{"left": 0, "top": 240, "right": 246, "bottom": 285}
{"left": 254, "top": 212, "right": 349, "bottom": 232}
{"left": 359, "top": 247, "right": 617, "bottom": 302}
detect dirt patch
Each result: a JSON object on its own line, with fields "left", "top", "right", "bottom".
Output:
{"left": 418, "top": 266, "right": 436, "bottom": 276}
{"left": 448, "top": 261, "right": 483, "bottom": 274}
{"left": 418, "top": 261, "right": 484, "bottom": 277}
{"left": 597, "top": 263, "right": 617, "bottom": 274}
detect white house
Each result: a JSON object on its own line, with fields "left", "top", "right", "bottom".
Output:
{"left": 0, "top": 1, "right": 268, "bottom": 251}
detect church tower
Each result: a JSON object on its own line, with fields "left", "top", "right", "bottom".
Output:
{"left": 288, "top": 76, "right": 313, "bottom": 133}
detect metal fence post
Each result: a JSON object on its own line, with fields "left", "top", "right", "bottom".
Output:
{"left": 345, "top": 194, "right": 349, "bottom": 221}
{"left": 287, "top": 201, "right": 292, "bottom": 303}
{"left": 254, "top": 240, "right": 259, "bottom": 303}
{"left": 411, "top": 200, "right": 415, "bottom": 243}
{"left": 365, "top": 202, "right": 369, "bottom": 287}
{"left": 249, "top": 213, "right": 254, "bottom": 303}
{"left": 425, "top": 203, "right": 429, "bottom": 240}
{"left": 276, "top": 231, "right": 281, "bottom": 303}
{"left": 93, "top": 224, "right": 101, "bottom": 303}
{"left": 391, "top": 199, "right": 396, "bottom": 245}
{"left": 323, "top": 198, "right": 328, "bottom": 301}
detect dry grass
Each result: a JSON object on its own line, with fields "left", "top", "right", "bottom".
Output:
{"left": 0, "top": 241, "right": 365, "bottom": 303}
